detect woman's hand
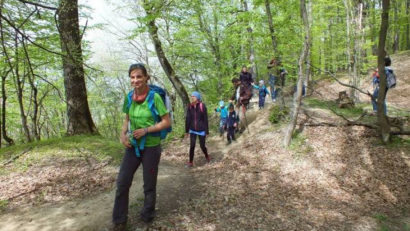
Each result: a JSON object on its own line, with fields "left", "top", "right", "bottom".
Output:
{"left": 133, "top": 128, "right": 147, "bottom": 139}
{"left": 120, "top": 133, "right": 132, "bottom": 148}
{"left": 185, "top": 133, "right": 189, "bottom": 139}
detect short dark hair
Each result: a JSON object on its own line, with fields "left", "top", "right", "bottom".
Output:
{"left": 129, "top": 63, "right": 148, "bottom": 77}
{"left": 231, "top": 77, "right": 239, "bottom": 83}
{"left": 384, "top": 57, "right": 391, "bottom": 66}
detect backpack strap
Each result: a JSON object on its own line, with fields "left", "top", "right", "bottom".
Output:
{"left": 127, "top": 90, "right": 133, "bottom": 110}
{"left": 199, "top": 102, "right": 203, "bottom": 113}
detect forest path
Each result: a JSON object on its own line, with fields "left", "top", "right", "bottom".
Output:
{"left": 0, "top": 162, "right": 197, "bottom": 231}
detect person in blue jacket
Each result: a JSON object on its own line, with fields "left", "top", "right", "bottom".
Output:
{"left": 252, "top": 80, "right": 270, "bottom": 109}
{"left": 224, "top": 103, "right": 238, "bottom": 145}
{"left": 215, "top": 100, "right": 228, "bottom": 137}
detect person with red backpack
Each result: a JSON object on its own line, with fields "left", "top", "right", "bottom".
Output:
{"left": 109, "top": 64, "right": 171, "bottom": 230}
{"left": 230, "top": 78, "right": 252, "bottom": 133}
{"left": 185, "top": 91, "right": 210, "bottom": 167}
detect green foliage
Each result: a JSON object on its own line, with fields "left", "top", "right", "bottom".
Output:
{"left": 269, "top": 105, "right": 290, "bottom": 124}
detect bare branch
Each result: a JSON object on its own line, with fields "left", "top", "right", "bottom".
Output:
{"left": 17, "top": 0, "right": 58, "bottom": 11}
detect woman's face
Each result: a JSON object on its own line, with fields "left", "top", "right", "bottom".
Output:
{"left": 242, "top": 67, "right": 247, "bottom": 72}
{"left": 130, "top": 69, "right": 148, "bottom": 90}
{"left": 190, "top": 95, "right": 198, "bottom": 103}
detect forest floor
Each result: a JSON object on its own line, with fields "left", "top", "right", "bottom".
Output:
{"left": 1, "top": 52, "right": 410, "bottom": 231}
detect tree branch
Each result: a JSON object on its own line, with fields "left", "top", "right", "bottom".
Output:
{"left": 17, "top": 0, "right": 58, "bottom": 11}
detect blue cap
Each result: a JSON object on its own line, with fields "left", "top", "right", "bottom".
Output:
{"left": 219, "top": 100, "right": 225, "bottom": 107}
{"left": 191, "top": 91, "right": 202, "bottom": 101}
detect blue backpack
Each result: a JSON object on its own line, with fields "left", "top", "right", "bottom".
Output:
{"left": 126, "top": 85, "right": 173, "bottom": 157}
{"left": 259, "top": 86, "right": 268, "bottom": 97}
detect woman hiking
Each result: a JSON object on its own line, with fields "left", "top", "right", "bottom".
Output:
{"left": 108, "top": 63, "right": 171, "bottom": 231}
{"left": 185, "top": 91, "right": 211, "bottom": 167}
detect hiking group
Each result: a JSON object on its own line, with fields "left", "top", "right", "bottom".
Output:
{"left": 108, "top": 55, "right": 395, "bottom": 230}
{"left": 108, "top": 61, "right": 285, "bottom": 230}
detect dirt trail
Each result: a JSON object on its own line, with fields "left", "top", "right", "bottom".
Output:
{"left": 0, "top": 163, "right": 197, "bottom": 231}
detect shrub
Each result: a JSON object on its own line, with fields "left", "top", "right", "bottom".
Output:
{"left": 269, "top": 105, "right": 290, "bottom": 124}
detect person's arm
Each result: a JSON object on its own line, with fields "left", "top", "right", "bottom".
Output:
{"left": 120, "top": 115, "right": 132, "bottom": 148}
{"left": 185, "top": 106, "right": 190, "bottom": 134}
{"left": 252, "top": 84, "right": 259, "bottom": 90}
{"left": 203, "top": 104, "right": 209, "bottom": 135}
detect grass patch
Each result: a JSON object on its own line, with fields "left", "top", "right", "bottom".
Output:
{"left": 0, "top": 200, "right": 8, "bottom": 212}
{"left": 305, "top": 98, "right": 365, "bottom": 118}
{"left": 0, "top": 135, "right": 123, "bottom": 175}
{"left": 288, "top": 131, "right": 313, "bottom": 158}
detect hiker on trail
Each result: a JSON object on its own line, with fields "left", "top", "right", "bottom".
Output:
{"left": 371, "top": 57, "right": 395, "bottom": 115}
{"left": 111, "top": 63, "right": 171, "bottom": 230}
{"left": 224, "top": 103, "right": 238, "bottom": 145}
{"left": 278, "top": 67, "right": 288, "bottom": 87}
{"left": 267, "top": 58, "right": 279, "bottom": 102}
{"left": 239, "top": 65, "right": 254, "bottom": 86}
{"left": 252, "top": 80, "right": 270, "bottom": 109}
{"left": 230, "top": 78, "right": 252, "bottom": 133}
{"left": 268, "top": 74, "right": 277, "bottom": 102}
{"left": 215, "top": 100, "right": 228, "bottom": 137}
{"left": 239, "top": 65, "right": 254, "bottom": 101}
{"left": 185, "top": 91, "right": 211, "bottom": 167}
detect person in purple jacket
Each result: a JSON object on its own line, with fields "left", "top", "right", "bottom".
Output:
{"left": 184, "top": 91, "right": 211, "bottom": 167}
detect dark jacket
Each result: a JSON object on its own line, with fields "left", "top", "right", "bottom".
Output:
{"left": 239, "top": 72, "right": 253, "bottom": 85}
{"left": 226, "top": 111, "right": 238, "bottom": 128}
{"left": 230, "top": 84, "right": 252, "bottom": 106}
{"left": 185, "top": 102, "right": 209, "bottom": 134}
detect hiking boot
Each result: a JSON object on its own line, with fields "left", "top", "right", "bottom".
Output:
{"left": 105, "top": 222, "right": 126, "bottom": 231}
{"left": 185, "top": 162, "right": 194, "bottom": 168}
{"left": 206, "top": 156, "right": 211, "bottom": 163}
{"left": 227, "top": 140, "right": 232, "bottom": 145}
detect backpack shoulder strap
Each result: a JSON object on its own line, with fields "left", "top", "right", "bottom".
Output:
{"left": 127, "top": 90, "right": 134, "bottom": 110}
{"left": 200, "top": 102, "right": 204, "bottom": 113}
{"left": 147, "top": 90, "right": 159, "bottom": 122}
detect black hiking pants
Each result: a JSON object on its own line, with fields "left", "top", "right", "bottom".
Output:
{"left": 189, "top": 133, "right": 208, "bottom": 162}
{"left": 227, "top": 127, "right": 236, "bottom": 141}
{"left": 112, "top": 146, "right": 161, "bottom": 224}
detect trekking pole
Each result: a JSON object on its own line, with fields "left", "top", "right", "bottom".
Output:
{"left": 242, "top": 103, "right": 250, "bottom": 134}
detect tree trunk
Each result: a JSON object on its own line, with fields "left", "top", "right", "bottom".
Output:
{"left": 284, "top": 0, "right": 310, "bottom": 147}
{"left": 392, "top": 0, "right": 399, "bottom": 53}
{"left": 407, "top": 0, "right": 410, "bottom": 50}
{"left": 243, "top": 0, "right": 258, "bottom": 81}
{"left": 14, "top": 33, "right": 32, "bottom": 142}
{"left": 1, "top": 74, "right": 14, "bottom": 146}
{"left": 58, "top": 0, "right": 98, "bottom": 136}
{"left": 0, "top": 9, "right": 14, "bottom": 146}
{"left": 351, "top": 1, "right": 363, "bottom": 101}
{"left": 265, "top": 0, "right": 278, "bottom": 55}
{"left": 377, "top": 0, "right": 391, "bottom": 143}
{"left": 143, "top": 3, "right": 190, "bottom": 108}
{"left": 196, "top": 2, "right": 223, "bottom": 95}
{"left": 343, "top": 0, "right": 352, "bottom": 74}
{"left": 22, "top": 38, "right": 40, "bottom": 141}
